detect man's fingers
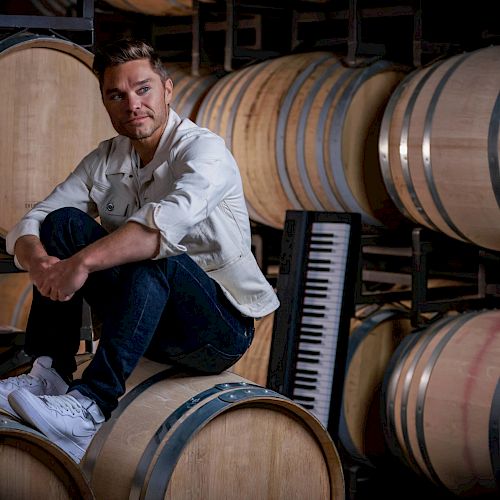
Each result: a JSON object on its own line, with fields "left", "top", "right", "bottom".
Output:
{"left": 57, "top": 291, "right": 74, "bottom": 302}
{"left": 37, "top": 283, "right": 50, "bottom": 297}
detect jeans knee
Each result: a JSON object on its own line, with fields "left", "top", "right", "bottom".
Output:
{"left": 40, "top": 207, "right": 88, "bottom": 243}
{"left": 39, "top": 207, "right": 102, "bottom": 259}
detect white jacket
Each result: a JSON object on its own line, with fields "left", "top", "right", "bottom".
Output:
{"left": 7, "top": 109, "right": 279, "bottom": 318}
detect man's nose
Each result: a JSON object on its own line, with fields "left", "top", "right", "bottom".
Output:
{"left": 127, "top": 94, "right": 141, "bottom": 111}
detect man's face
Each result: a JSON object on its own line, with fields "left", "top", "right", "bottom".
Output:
{"left": 101, "top": 59, "right": 173, "bottom": 143}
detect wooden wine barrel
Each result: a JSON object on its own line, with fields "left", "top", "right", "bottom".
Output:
{"left": 78, "top": 357, "right": 345, "bottom": 499}
{"left": 0, "top": 228, "right": 32, "bottom": 331}
{"left": 339, "top": 307, "right": 412, "bottom": 466}
{"left": 168, "top": 63, "right": 219, "bottom": 122}
{"left": 0, "top": 230, "right": 31, "bottom": 375}
{"left": 382, "top": 310, "right": 500, "bottom": 497}
{"left": 197, "top": 52, "right": 406, "bottom": 229}
{"left": 379, "top": 45, "right": 500, "bottom": 251}
{"left": 229, "top": 312, "right": 274, "bottom": 386}
{"left": 0, "top": 413, "right": 94, "bottom": 499}
{"left": 103, "top": 0, "right": 193, "bottom": 16}
{"left": 0, "top": 34, "right": 115, "bottom": 233}
{"left": 0, "top": 274, "right": 32, "bottom": 331}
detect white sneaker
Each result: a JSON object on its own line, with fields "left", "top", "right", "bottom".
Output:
{"left": 0, "top": 356, "right": 68, "bottom": 416}
{"left": 8, "top": 388, "right": 105, "bottom": 463}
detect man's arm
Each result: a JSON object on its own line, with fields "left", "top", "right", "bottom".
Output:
{"left": 15, "top": 221, "right": 160, "bottom": 302}
{"left": 72, "top": 221, "right": 160, "bottom": 273}
{"left": 15, "top": 235, "right": 57, "bottom": 271}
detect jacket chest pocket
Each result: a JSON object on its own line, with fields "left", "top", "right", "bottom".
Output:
{"left": 91, "top": 183, "right": 130, "bottom": 231}
{"left": 101, "top": 197, "right": 129, "bottom": 217}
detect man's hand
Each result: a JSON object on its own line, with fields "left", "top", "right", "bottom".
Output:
{"left": 28, "top": 254, "right": 61, "bottom": 289}
{"left": 14, "top": 235, "right": 88, "bottom": 302}
{"left": 35, "top": 255, "right": 89, "bottom": 302}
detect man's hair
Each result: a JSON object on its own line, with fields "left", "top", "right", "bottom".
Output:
{"left": 92, "top": 38, "right": 170, "bottom": 89}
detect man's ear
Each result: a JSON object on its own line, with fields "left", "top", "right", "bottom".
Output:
{"left": 164, "top": 78, "right": 173, "bottom": 104}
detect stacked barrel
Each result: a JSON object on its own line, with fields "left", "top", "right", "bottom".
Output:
{"left": 380, "top": 45, "right": 500, "bottom": 251}
{"left": 196, "top": 52, "right": 407, "bottom": 229}
{"left": 168, "top": 63, "right": 220, "bottom": 121}
{"left": 382, "top": 310, "right": 500, "bottom": 497}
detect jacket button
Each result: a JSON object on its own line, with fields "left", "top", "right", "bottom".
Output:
{"left": 106, "top": 203, "right": 114, "bottom": 211}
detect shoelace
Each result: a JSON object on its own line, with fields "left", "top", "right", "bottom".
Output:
{"left": 3, "top": 374, "right": 40, "bottom": 388}
{"left": 40, "top": 394, "right": 86, "bottom": 417}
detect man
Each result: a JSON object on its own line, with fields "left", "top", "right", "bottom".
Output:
{"left": 1, "top": 38, "right": 279, "bottom": 463}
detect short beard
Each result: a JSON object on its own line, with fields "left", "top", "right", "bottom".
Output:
{"left": 128, "top": 128, "right": 155, "bottom": 140}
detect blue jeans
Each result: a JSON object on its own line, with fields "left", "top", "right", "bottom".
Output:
{"left": 25, "top": 208, "right": 254, "bottom": 418}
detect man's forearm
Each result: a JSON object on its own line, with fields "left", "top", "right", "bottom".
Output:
{"left": 14, "top": 235, "right": 50, "bottom": 271}
{"left": 74, "top": 221, "right": 161, "bottom": 274}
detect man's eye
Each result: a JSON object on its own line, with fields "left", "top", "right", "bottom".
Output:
{"left": 137, "top": 86, "right": 150, "bottom": 95}
{"left": 109, "top": 94, "right": 123, "bottom": 101}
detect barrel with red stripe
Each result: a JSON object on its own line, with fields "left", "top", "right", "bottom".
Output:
{"left": 382, "top": 310, "right": 500, "bottom": 496}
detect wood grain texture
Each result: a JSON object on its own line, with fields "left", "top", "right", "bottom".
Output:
{"left": 0, "top": 414, "right": 94, "bottom": 499}
{"left": 341, "top": 307, "right": 412, "bottom": 465}
{"left": 0, "top": 37, "right": 115, "bottom": 233}
{"left": 0, "top": 274, "right": 32, "bottom": 330}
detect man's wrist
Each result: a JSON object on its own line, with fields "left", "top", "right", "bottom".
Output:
{"left": 72, "top": 247, "right": 94, "bottom": 274}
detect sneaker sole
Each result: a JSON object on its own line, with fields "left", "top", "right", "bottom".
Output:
{"left": 9, "top": 391, "right": 85, "bottom": 463}
{"left": 0, "top": 404, "right": 21, "bottom": 420}
{"left": 0, "top": 395, "right": 17, "bottom": 418}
